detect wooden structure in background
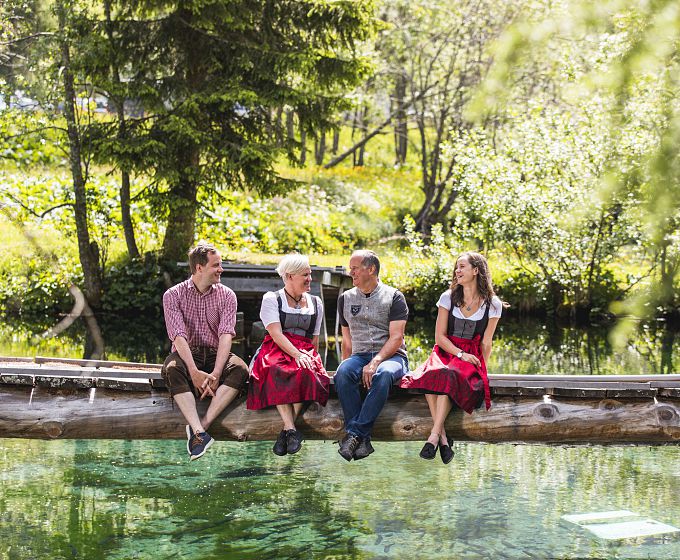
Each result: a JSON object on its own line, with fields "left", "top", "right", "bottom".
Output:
{"left": 217, "top": 263, "right": 352, "bottom": 352}
{"left": 1, "top": 357, "right": 679, "bottom": 444}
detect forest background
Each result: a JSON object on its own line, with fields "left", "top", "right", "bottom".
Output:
{"left": 1, "top": 0, "right": 679, "bottom": 357}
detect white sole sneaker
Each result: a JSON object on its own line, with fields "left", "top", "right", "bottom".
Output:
{"left": 189, "top": 435, "right": 214, "bottom": 461}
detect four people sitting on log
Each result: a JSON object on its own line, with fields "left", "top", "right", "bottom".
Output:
{"left": 160, "top": 242, "right": 249, "bottom": 460}
{"left": 160, "top": 243, "right": 503, "bottom": 462}
{"left": 246, "top": 254, "right": 331, "bottom": 456}
{"left": 400, "top": 252, "right": 503, "bottom": 463}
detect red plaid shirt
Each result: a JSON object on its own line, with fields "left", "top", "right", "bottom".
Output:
{"left": 163, "top": 278, "right": 238, "bottom": 351}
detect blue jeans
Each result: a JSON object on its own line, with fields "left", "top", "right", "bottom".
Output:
{"left": 334, "top": 353, "right": 409, "bottom": 439}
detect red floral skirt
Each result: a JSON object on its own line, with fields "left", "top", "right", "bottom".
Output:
{"left": 399, "top": 334, "right": 491, "bottom": 413}
{"left": 247, "top": 332, "right": 330, "bottom": 410}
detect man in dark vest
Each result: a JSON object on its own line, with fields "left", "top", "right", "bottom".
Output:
{"left": 335, "top": 250, "right": 409, "bottom": 460}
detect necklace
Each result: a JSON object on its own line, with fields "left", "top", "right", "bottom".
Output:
{"left": 284, "top": 289, "right": 303, "bottom": 309}
{"left": 464, "top": 296, "right": 479, "bottom": 312}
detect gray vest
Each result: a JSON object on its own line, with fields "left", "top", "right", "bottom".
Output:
{"left": 276, "top": 292, "right": 318, "bottom": 339}
{"left": 342, "top": 283, "right": 407, "bottom": 358}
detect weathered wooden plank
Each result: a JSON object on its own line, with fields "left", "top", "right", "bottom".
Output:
{"left": 0, "top": 356, "right": 34, "bottom": 363}
{"left": 33, "top": 356, "right": 162, "bottom": 369}
{"left": 33, "top": 375, "right": 94, "bottom": 390}
{"left": 95, "top": 378, "right": 154, "bottom": 391}
{"left": 1, "top": 384, "right": 678, "bottom": 443}
{"left": 0, "top": 366, "right": 161, "bottom": 381}
{"left": 0, "top": 374, "right": 34, "bottom": 386}
{"left": 490, "top": 374, "right": 680, "bottom": 382}
{"left": 546, "top": 387, "right": 608, "bottom": 398}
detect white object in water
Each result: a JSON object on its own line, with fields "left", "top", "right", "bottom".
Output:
{"left": 562, "top": 510, "right": 680, "bottom": 540}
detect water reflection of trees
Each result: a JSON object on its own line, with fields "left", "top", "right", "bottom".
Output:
{"left": 1, "top": 440, "right": 679, "bottom": 559}
{"left": 0, "top": 440, "right": 367, "bottom": 560}
{"left": 406, "top": 317, "right": 679, "bottom": 375}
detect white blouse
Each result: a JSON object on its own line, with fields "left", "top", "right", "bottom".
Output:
{"left": 436, "top": 291, "right": 503, "bottom": 320}
{"left": 260, "top": 289, "right": 324, "bottom": 336}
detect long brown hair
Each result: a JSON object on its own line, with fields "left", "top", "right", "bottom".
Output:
{"left": 449, "top": 252, "right": 497, "bottom": 308}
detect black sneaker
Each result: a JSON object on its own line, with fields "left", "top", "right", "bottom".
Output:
{"left": 338, "top": 433, "right": 361, "bottom": 461}
{"left": 273, "top": 430, "right": 288, "bottom": 456}
{"left": 286, "top": 430, "right": 304, "bottom": 454}
{"left": 353, "top": 437, "right": 374, "bottom": 460}
{"left": 189, "top": 431, "right": 214, "bottom": 460}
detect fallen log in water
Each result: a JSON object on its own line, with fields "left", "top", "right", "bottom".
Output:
{"left": 1, "top": 357, "right": 679, "bottom": 444}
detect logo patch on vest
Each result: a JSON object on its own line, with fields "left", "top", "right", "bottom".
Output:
{"left": 351, "top": 305, "right": 361, "bottom": 316}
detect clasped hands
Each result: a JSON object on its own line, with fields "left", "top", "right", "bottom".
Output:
{"left": 190, "top": 368, "right": 219, "bottom": 400}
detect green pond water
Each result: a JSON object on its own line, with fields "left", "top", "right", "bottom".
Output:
{"left": 2, "top": 317, "right": 680, "bottom": 559}
{"left": 1, "top": 440, "right": 679, "bottom": 559}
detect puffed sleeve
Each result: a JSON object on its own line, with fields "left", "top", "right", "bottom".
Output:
{"left": 313, "top": 296, "right": 324, "bottom": 336}
{"left": 489, "top": 295, "right": 503, "bottom": 318}
{"left": 260, "top": 291, "right": 281, "bottom": 327}
{"left": 436, "top": 290, "right": 452, "bottom": 310}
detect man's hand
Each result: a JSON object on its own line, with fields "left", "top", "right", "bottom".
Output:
{"left": 362, "top": 358, "right": 381, "bottom": 388}
{"left": 189, "top": 368, "right": 217, "bottom": 400}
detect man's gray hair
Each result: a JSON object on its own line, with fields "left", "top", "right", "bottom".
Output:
{"left": 276, "top": 253, "right": 310, "bottom": 279}
{"left": 188, "top": 241, "right": 218, "bottom": 273}
{"left": 352, "top": 249, "right": 380, "bottom": 276}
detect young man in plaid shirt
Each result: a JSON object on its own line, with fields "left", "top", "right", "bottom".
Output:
{"left": 161, "top": 242, "right": 248, "bottom": 460}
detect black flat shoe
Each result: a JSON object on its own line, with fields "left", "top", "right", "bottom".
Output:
{"left": 286, "top": 429, "right": 303, "bottom": 454}
{"left": 440, "top": 438, "right": 454, "bottom": 464}
{"left": 419, "top": 441, "right": 438, "bottom": 460}
{"left": 273, "top": 430, "right": 287, "bottom": 456}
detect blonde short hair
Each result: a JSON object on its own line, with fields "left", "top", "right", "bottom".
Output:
{"left": 276, "top": 253, "right": 310, "bottom": 279}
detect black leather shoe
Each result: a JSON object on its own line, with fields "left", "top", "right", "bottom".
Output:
{"left": 273, "top": 430, "right": 287, "bottom": 456}
{"left": 419, "top": 441, "right": 438, "bottom": 460}
{"left": 353, "top": 437, "right": 374, "bottom": 460}
{"left": 338, "top": 433, "right": 361, "bottom": 461}
{"left": 286, "top": 429, "right": 303, "bottom": 454}
{"left": 440, "top": 438, "right": 454, "bottom": 464}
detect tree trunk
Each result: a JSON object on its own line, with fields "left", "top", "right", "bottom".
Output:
{"left": 104, "top": 0, "right": 139, "bottom": 260}
{"left": 286, "top": 109, "right": 295, "bottom": 142}
{"left": 161, "top": 146, "right": 200, "bottom": 262}
{"left": 393, "top": 72, "right": 408, "bottom": 164}
{"left": 356, "top": 107, "right": 369, "bottom": 167}
{"left": 120, "top": 170, "right": 139, "bottom": 259}
{"left": 161, "top": 176, "right": 198, "bottom": 262}
{"left": 314, "top": 129, "right": 326, "bottom": 165}
{"left": 332, "top": 128, "right": 340, "bottom": 154}
{"left": 57, "top": 3, "right": 102, "bottom": 308}
{"left": 299, "top": 124, "right": 307, "bottom": 166}
{"left": 274, "top": 106, "right": 284, "bottom": 146}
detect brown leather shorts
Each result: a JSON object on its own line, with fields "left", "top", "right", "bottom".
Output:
{"left": 161, "top": 347, "right": 248, "bottom": 397}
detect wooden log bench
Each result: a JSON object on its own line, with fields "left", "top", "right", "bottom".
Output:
{"left": 1, "top": 357, "right": 679, "bottom": 444}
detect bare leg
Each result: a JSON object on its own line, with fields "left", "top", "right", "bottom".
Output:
{"left": 433, "top": 395, "right": 453, "bottom": 445}
{"left": 202, "top": 385, "right": 240, "bottom": 430}
{"left": 173, "top": 392, "right": 204, "bottom": 434}
{"left": 424, "top": 394, "right": 439, "bottom": 445}
{"left": 292, "top": 402, "right": 303, "bottom": 421}
{"left": 276, "top": 403, "right": 296, "bottom": 431}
